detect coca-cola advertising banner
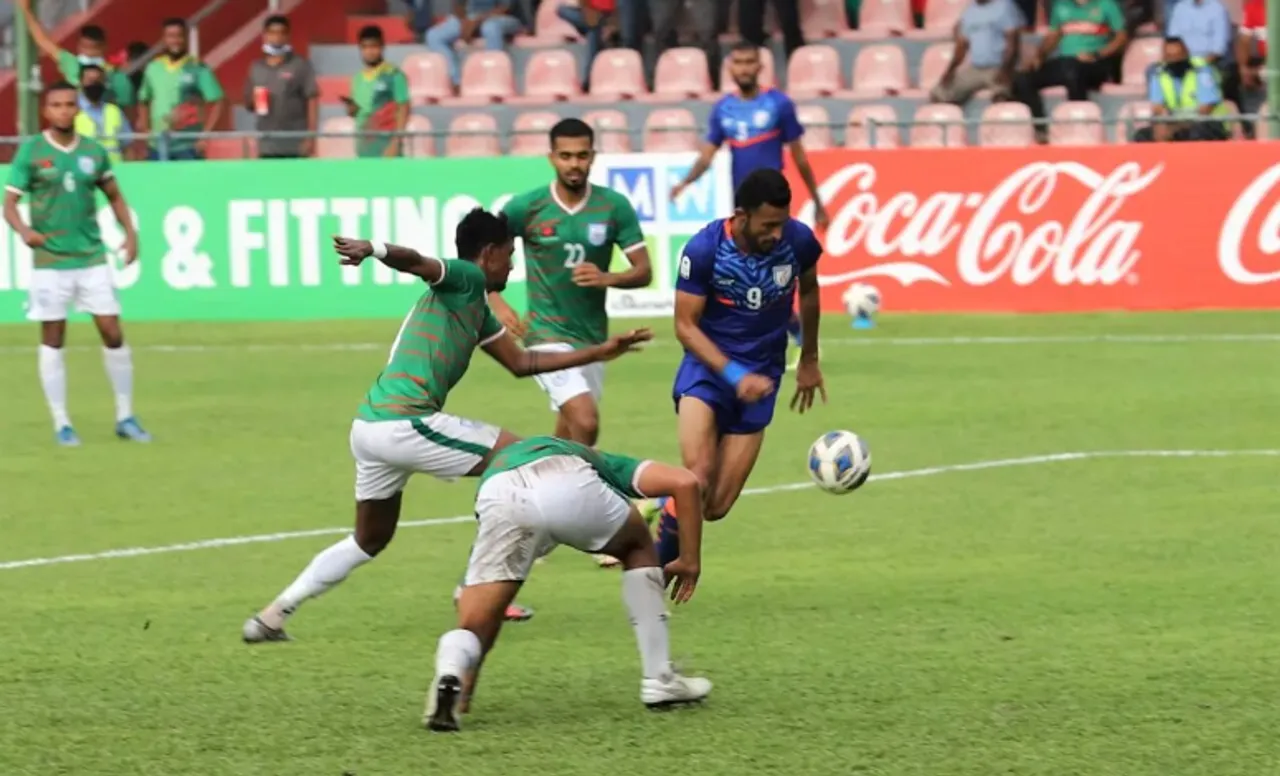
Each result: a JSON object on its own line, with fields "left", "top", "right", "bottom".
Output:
{"left": 788, "top": 144, "right": 1280, "bottom": 313}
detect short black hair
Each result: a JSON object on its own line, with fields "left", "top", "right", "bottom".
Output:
{"left": 80, "top": 63, "right": 105, "bottom": 79}
{"left": 265, "top": 14, "right": 290, "bottom": 30}
{"left": 1164, "top": 36, "right": 1187, "bottom": 48}
{"left": 80, "top": 25, "right": 106, "bottom": 43}
{"left": 730, "top": 40, "right": 760, "bottom": 55}
{"left": 127, "top": 41, "right": 149, "bottom": 59}
{"left": 549, "top": 117, "right": 593, "bottom": 147}
{"left": 43, "top": 80, "right": 78, "bottom": 98}
{"left": 358, "top": 24, "right": 385, "bottom": 43}
{"left": 455, "top": 207, "right": 511, "bottom": 261}
{"left": 734, "top": 168, "right": 792, "bottom": 212}
{"left": 163, "top": 17, "right": 188, "bottom": 31}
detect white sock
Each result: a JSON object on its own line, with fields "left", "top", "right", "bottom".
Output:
{"left": 38, "top": 345, "right": 70, "bottom": 430}
{"left": 262, "top": 536, "right": 373, "bottom": 627}
{"left": 622, "top": 567, "right": 672, "bottom": 679}
{"left": 435, "top": 629, "right": 481, "bottom": 678}
{"left": 102, "top": 345, "right": 134, "bottom": 422}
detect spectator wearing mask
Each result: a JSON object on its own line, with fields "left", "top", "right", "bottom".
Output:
{"left": 647, "top": 0, "right": 720, "bottom": 90}
{"left": 931, "top": 0, "right": 1024, "bottom": 106}
{"left": 137, "top": 18, "right": 226, "bottom": 161}
{"left": 1134, "top": 36, "right": 1228, "bottom": 141}
{"left": 425, "top": 1, "right": 524, "bottom": 87}
{"left": 346, "top": 25, "right": 411, "bottom": 158}
{"left": 244, "top": 15, "right": 319, "bottom": 159}
{"left": 75, "top": 64, "right": 132, "bottom": 163}
{"left": 15, "top": 0, "right": 136, "bottom": 112}
{"left": 1012, "top": 0, "right": 1128, "bottom": 139}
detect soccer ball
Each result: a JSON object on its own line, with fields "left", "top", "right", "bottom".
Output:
{"left": 807, "top": 431, "right": 872, "bottom": 494}
{"left": 842, "top": 283, "right": 881, "bottom": 318}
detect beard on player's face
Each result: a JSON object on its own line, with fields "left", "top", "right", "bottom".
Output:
{"left": 558, "top": 170, "right": 587, "bottom": 191}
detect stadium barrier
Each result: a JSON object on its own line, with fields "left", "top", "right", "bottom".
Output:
{"left": 0, "top": 142, "right": 1276, "bottom": 323}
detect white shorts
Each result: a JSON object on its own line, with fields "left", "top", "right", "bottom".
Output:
{"left": 350, "top": 414, "right": 501, "bottom": 501}
{"left": 464, "top": 455, "right": 637, "bottom": 585}
{"left": 26, "top": 265, "right": 120, "bottom": 321}
{"left": 529, "top": 342, "right": 604, "bottom": 411}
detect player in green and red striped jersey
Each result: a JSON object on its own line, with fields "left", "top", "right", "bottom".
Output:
{"left": 243, "top": 207, "right": 652, "bottom": 643}
{"left": 347, "top": 25, "right": 410, "bottom": 158}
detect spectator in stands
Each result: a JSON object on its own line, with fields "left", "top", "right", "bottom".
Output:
{"left": 75, "top": 64, "right": 132, "bottom": 163}
{"left": 124, "top": 42, "right": 150, "bottom": 97}
{"left": 245, "top": 15, "right": 319, "bottom": 159}
{"left": 1236, "top": 0, "right": 1268, "bottom": 135}
{"left": 557, "top": 0, "right": 622, "bottom": 88}
{"left": 425, "top": 1, "right": 525, "bottom": 86}
{"left": 648, "top": 0, "right": 720, "bottom": 90}
{"left": 1133, "top": 36, "right": 1228, "bottom": 141}
{"left": 15, "top": 0, "right": 136, "bottom": 112}
{"left": 348, "top": 25, "right": 411, "bottom": 158}
{"left": 137, "top": 19, "right": 226, "bottom": 161}
{"left": 931, "top": 0, "right": 1024, "bottom": 107}
{"left": 1012, "top": 0, "right": 1128, "bottom": 141}
{"left": 738, "top": 0, "right": 805, "bottom": 62}
{"left": 1166, "top": 0, "right": 1231, "bottom": 63}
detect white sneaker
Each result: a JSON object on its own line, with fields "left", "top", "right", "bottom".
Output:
{"left": 640, "top": 671, "right": 712, "bottom": 709}
{"left": 241, "top": 615, "right": 291, "bottom": 644}
{"left": 594, "top": 554, "right": 621, "bottom": 568}
{"left": 424, "top": 673, "right": 464, "bottom": 732}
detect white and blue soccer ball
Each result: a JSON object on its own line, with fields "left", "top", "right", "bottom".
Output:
{"left": 807, "top": 430, "right": 872, "bottom": 494}
{"left": 842, "top": 283, "right": 881, "bottom": 318}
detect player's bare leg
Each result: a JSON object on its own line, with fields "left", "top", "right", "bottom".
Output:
{"left": 92, "top": 314, "right": 149, "bottom": 442}
{"left": 428, "top": 579, "right": 520, "bottom": 731}
{"left": 706, "top": 431, "right": 766, "bottom": 520}
{"left": 656, "top": 397, "right": 720, "bottom": 565}
{"left": 38, "top": 320, "right": 78, "bottom": 446}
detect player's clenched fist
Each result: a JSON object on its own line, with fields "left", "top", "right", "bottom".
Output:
{"left": 736, "top": 373, "right": 775, "bottom": 404}
{"left": 571, "top": 262, "right": 609, "bottom": 287}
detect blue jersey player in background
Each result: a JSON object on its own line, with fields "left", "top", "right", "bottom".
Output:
{"left": 653, "top": 169, "right": 826, "bottom": 566}
{"left": 670, "top": 40, "right": 831, "bottom": 367}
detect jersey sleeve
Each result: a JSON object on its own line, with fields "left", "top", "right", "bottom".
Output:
{"left": 96, "top": 144, "right": 115, "bottom": 183}
{"left": 138, "top": 63, "right": 155, "bottom": 103}
{"left": 501, "top": 193, "right": 530, "bottom": 239}
{"left": 198, "top": 64, "right": 225, "bottom": 101}
{"left": 675, "top": 228, "right": 716, "bottom": 296}
{"left": 391, "top": 69, "right": 410, "bottom": 103}
{"left": 1101, "top": 0, "right": 1125, "bottom": 33}
{"left": 791, "top": 221, "right": 823, "bottom": 273}
{"left": 111, "top": 70, "right": 137, "bottom": 107}
{"left": 705, "top": 100, "right": 725, "bottom": 147}
{"left": 432, "top": 257, "right": 486, "bottom": 296}
{"left": 478, "top": 303, "right": 506, "bottom": 344}
{"left": 595, "top": 450, "right": 650, "bottom": 499}
{"left": 6, "top": 141, "right": 33, "bottom": 194}
{"left": 778, "top": 95, "right": 804, "bottom": 143}
{"left": 610, "top": 191, "right": 645, "bottom": 252}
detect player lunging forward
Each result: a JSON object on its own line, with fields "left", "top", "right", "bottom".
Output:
{"left": 654, "top": 169, "right": 826, "bottom": 566}
{"left": 3, "top": 80, "right": 146, "bottom": 446}
{"left": 243, "top": 208, "right": 651, "bottom": 643}
{"left": 425, "top": 436, "right": 710, "bottom": 733}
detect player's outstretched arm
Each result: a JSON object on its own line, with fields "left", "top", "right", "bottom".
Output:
{"left": 482, "top": 328, "right": 652, "bottom": 378}
{"left": 331, "top": 236, "right": 444, "bottom": 282}
{"left": 635, "top": 462, "right": 704, "bottom": 602}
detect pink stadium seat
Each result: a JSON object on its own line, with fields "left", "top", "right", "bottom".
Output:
{"left": 800, "top": 0, "right": 849, "bottom": 38}
{"left": 910, "top": 103, "right": 966, "bottom": 147}
{"left": 317, "top": 116, "right": 356, "bottom": 159}
{"left": 204, "top": 136, "right": 256, "bottom": 160}
{"left": 403, "top": 114, "right": 435, "bottom": 157}
{"left": 401, "top": 52, "right": 453, "bottom": 103}
{"left": 796, "top": 104, "right": 834, "bottom": 149}
{"left": 516, "top": 0, "right": 581, "bottom": 45}
{"left": 849, "top": 44, "right": 909, "bottom": 96}
{"left": 588, "top": 49, "right": 647, "bottom": 100}
{"left": 454, "top": 51, "right": 516, "bottom": 105}
{"left": 1048, "top": 101, "right": 1104, "bottom": 146}
{"left": 582, "top": 109, "right": 632, "bottom": 152}
{"left": 1118, "top": 37, "right": 1162, "bottom": 89}
{"left": 513, "top": 48, "right": 581, "bottom": 103}
{"left": 846, "top": 104, "right": 900, "bottom": 147}
{"left": 643, "top": 108, "right": 700, "bottom": 152}
{"left": 650, "top": 47, "right": 713, "bottom": 100}
{"left": 446, "top": 112, "right": 502, "bottom": 156}
{"left": 315, "top": 74, "right": 349, "bottom": 105}
{"left": 509, "top": 111, "right": 560, "bottom": 155}
{"left": 917, "top": 42, "right": 955, "bottom": 91}
{"left": 720, "top": 47, "right": 777, "bottom": 93}
{"left": 979, "top": 102, "right": 1035, "bottom": 147}
{"left": 1114, "top": 100, "right": 1153, "bottom": 143}
{"left": 855, "top": 0, "right": 912, "bottom": 34}
{"left": 923, "top": 0, "right": 968, "bottom": 31}
{"left": 786, "top": 45, "right": 843, "bottom": 98}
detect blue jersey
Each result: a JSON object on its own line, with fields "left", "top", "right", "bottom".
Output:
{"left": 706, "top": 89, "right": 805, "bottom": 190}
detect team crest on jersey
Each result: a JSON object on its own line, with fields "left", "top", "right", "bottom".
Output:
{"left": 753, "top": 110, "right": 771, "bottom": 128}
{"left": 77, "top": 156, "right": 96, "bottom": 175}
{"left": 773, "top": 264, "right": 793, "bottom": 288}
{"left": 586, "top": 223, "right": 608, "bottom": 246}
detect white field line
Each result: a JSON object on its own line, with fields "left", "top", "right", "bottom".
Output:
{"left": 0, "top": 332, "right": 1278, "bottom": 356}
{"left": 1, "top": 449, "right": 1277, "bottom": 573}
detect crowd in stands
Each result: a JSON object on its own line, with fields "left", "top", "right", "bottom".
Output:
{"left": 14, "top": 0, "right": 1275, "bottom": 159}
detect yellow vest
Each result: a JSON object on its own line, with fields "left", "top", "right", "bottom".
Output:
{"left": 1157, "top": 58, "right": 1228, "bottom": 125}
{"left": 74, "top": 103, "right": 125, "bottom": 163}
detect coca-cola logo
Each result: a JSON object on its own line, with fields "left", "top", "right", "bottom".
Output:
{"left": 796, "top": 161, "right": 1162, "bottom": 289}
{"left": 1218, "top": 163, "right": 1280, "bottom": 285}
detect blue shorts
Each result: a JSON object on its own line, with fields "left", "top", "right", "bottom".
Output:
{"left": 671, "top": 357, "right": 779, "bottom": 435}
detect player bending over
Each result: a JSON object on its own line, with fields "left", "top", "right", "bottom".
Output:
{"left": 4, "top": 81, "right": 147, "bottom": 446}
{"left": 425, "top": 436, "right": 710, "bottom": 733}
{"left": 243, "top": 208, "right": 651, "bottom": 643}
{"left": 653, "top": 168, "right": 826, "bottom": 565}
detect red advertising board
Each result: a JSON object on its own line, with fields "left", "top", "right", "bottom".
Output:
{"left": 786, "top": 144, "right": 1280, "bottom": 313}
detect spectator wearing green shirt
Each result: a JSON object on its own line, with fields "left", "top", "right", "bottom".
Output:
{"left": 15, "top": 0, "right": 136, "bottom": 112}
{"left": 1011, "top": 0, "right": 1129, "bottom": 139}
{"left": 345, "top": 25, "right": 410, "bottom": 159}
{"left": 136, "top": 18, "right": 226, "bottom": 161}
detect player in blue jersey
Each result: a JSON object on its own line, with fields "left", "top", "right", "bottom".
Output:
{"left": 652, "top": 168, "right": 826, "bottom": 565}
{"left": 670, "top": 40, "right": 830, "bottom": 366}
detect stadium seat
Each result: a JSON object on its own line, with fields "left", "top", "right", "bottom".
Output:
{"left": 203, "top": 136, "right": 257, "bottom": 160}
{"left": 720, "top": 47, "right": 777, "bottom": 92}
{"left": 581, "top": 109, "right": 632, "bottom": 152}
{"left": 588, "top": 49, "right": 647, "bottom": 101}
{"left": 849, "top": 44, "right": 909, "bottom": 96}
{"left": 800, "top": 0, "right": 849, "bottom": 38}
{"left": 401, "top": 52, "right": 453, "bottom": 104}
{"left": 650, "top": 47, "right": 714, "bottom": 100}
{"left": 786, "top": 45, "right": 843, "bottom": 98}
{"left": 796, "top": 104, "right": 834, "bottom": 149}
{"left": 1105, "top": 37, "right": 1163, "bottom": 94}
{"left": 852, "top": 0, "right": 912, "bottom": 35}
{"left": 404, "top": 114, "right": 435, "bottom": 158}
{"left": 454, "top": 51, "right": 516, "bottom": 105}
{"left": 978, "top": 102, "right": 1035, "bottom": 147}
{"left": 510, "top": 111, "right": 560, "bottom": 155}
{"left": 315, "top": 75, "right": 349, "bottom": 105}
{"left": 643, "top": 108, "right": 700, "bottom": 152}
{"left": 515, "top": 0, "right": 581, "bottom": 45}
{"left": 923, "top": 0, "right": 968, "bottom": 32}
{"left": 909, "top": 103, "right": 966, "bottom": 147}
{"left": 512, "top": 48, "right": 581, "bottom": 103}
{"left": 317, "top": 116, "right": 356, "bottom": 159}
{"left": 846, "top": 104, "right": 901, "bottom": 147}
{"left": 917, "top": 42, "right": 955, "bottom": 92}
{"left": 1114, "top": 100, "right": 1153, "bottom": 143}
{"left": 1048, "top": 101, "right": 1104, "bottom": 145}
{"left": 446, "top": 112, "right": 502, "bottom": 156}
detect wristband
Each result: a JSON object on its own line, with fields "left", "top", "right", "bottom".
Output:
{"left": 720, "top": 360, "right": 750, "bottom": 388}
{"left": 370, "top": 240, "right": 388, "bottom": 259}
